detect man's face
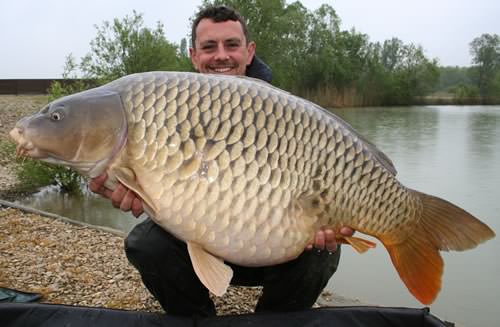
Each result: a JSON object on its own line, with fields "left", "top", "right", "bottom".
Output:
{"left": 190, "top": 18, "right": 256, "bottom": 76}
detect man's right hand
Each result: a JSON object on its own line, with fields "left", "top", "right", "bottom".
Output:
{"left": 89, "top": 173, "right": 144, "bottom": 217}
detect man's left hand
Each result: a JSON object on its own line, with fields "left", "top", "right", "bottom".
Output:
{"left": 306, "top": 227, "right": 355, "bottom": 253}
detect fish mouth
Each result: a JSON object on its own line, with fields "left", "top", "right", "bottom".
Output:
{"left": 9, "top": 127, "right": 105, "bottom": 174}
{"left": 14, "top": 140, "right": 49, "bottom": 160}
{"left": 9, "top": 127, "right": 45, "bottom": 159}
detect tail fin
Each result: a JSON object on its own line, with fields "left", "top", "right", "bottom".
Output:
{"left": 384, "top": 190, "right": 495, "bottom": 305}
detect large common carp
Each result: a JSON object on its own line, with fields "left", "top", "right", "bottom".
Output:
{"left": 10, "top": 72, "right": 495, "bottom": 304}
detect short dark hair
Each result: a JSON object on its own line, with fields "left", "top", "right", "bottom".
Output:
{"left": 191, "top": 5, "right": 250, "bottom": 48}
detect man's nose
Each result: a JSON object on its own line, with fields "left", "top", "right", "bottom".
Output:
{"left": 213, "top": 44, "right": 229, "bottom": 60}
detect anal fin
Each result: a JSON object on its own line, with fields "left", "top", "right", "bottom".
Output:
{"left": 341, "top": 236, "right": 377, "bottom": 254}
{"left": 187, "top": 242, "right": 233, "bottom": 296}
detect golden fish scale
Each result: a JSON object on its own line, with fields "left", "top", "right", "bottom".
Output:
{"left": 111, "top": 72, "right": 419, "bottom": 265}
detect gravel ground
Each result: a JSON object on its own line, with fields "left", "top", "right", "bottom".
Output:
{"left": 0, "top": 95, "right": 359, "bottom": 315}
{"left": 0, "top": 95, "right": 48, "bottom": 193}
{"left": 0, "top": 95, "right": 46, "bottom": 140}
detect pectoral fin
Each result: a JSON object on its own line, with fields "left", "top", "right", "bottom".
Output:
{"left": 112, "top": 166, "right": 158, "bottom": 215}
{"left": 187, "top": 242, "right": 233, "bottom": 296}
{"left": 340, "top": 236, "right": 377, "bottom": 254}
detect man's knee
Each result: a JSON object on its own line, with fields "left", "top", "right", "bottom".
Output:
{"left": 124, "top": 219, "right": 186, "bottom": 270}
{"left": 302, "top": 245, "right": 341, "bottom": 281}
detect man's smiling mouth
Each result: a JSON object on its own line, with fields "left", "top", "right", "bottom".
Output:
{"left": 208, "top": 64, "right": 237, "bottom": 73}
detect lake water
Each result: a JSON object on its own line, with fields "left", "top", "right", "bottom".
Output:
{"left": 18, "top": 185, "right": 143, "bottom": 233}
{"left": 18, "top": 105, "right": 499, "bottom": 326}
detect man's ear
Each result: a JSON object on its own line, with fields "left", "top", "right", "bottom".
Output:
{"left": 246, "top": 41, "right": 256, "bottom": 65}
{"left": 189, "top": 47, "right": 199, "bottom": 71}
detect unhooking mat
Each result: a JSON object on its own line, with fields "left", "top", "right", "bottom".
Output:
{"left": 0, "top": 302, "right": 454, "bottom": 327}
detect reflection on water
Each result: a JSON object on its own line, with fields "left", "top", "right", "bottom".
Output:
{"left": 16, "top": 185, "right": 143, "bottom": 233}
{"left": 331, "top": 105, "right": 500, "bottom": 327}
{"left": 18, "top": 105, "right": 499, "bottom": 326}
{"left": 334, "top": 106, "right": 441, "bottom": 173}
{"left": 467, "top": 108, "right": 500, "bottom": 161}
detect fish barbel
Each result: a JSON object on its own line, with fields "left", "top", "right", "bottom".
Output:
{"left": 10, "top": 72, "right": 495, "bottom": 304}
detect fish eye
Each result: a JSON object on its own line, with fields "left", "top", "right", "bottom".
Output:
{"left": 51, "top": 112, "right": 63, "bottom": 121}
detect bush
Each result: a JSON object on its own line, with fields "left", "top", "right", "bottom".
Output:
{"left": 450, "top": 83, "right": 480, "bottom": 98}
{"left": 15, "top": 158, "right": 84, "bottom": 194}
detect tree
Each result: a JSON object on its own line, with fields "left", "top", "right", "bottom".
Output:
{"left": 80, "top": 11, "right": 190, "bottom": 83}
{"left": 372, "top": 39, "right": 439, "bottom": 104}
{"left": 435, "top": 66, "right": 472, "bottom": 92}
{"left": 469, "top": 33, "right": 500, "bottom": 97}
{"left": 380, "top": 38, "right": 405, "bottom": 72}
{"left": 299, "top": 4, "right": 341, "bottom": 89}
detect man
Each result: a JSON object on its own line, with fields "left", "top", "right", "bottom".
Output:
{"left": 90, "top": 5, "right": 353, "bottom": 316}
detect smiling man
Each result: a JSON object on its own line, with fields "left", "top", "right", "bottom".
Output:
{"left": 190, "top": 14, "right": 254, "bottom": 75}
{"left": 189, "top": 6, "right": 272, "bottom": 81}
{"left": 90, "top": 5, "right": 352, "bottom": 317}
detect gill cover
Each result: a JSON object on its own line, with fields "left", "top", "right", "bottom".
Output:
{"left": 16, "top": 87, "right": 127, "bottom": 176}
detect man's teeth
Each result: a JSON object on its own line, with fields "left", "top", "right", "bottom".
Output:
{"left": 213, "top": 67, "right": 232, "bottom": 72}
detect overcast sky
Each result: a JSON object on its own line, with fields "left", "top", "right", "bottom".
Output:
{"left": 1, "top": 0, "right": 498, "bottom": 79}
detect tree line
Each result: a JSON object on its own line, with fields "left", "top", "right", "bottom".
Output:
{"left": 53, "top": 1, "right": 500, "bottom": 107}
{"left": 435, "top": 34, "right": 500, "bottom": 103}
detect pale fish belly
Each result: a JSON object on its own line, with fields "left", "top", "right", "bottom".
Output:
{"left": 169, "top": 185, "right": 318, "bottom": 265}
{"left": 130, "top": 158, "right": 319, "bottom": 266}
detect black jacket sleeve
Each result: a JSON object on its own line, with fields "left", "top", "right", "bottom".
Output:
{"left": 246, "top": 56, "right": 273, "bottom": 83}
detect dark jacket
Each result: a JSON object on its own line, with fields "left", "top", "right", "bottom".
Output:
{"left": 246, "top": 56, "right": 273, "bottom": 83}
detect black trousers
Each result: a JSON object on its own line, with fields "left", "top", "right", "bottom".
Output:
{"left": 125, "top": 218, "right": 341, "bottom": 317}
